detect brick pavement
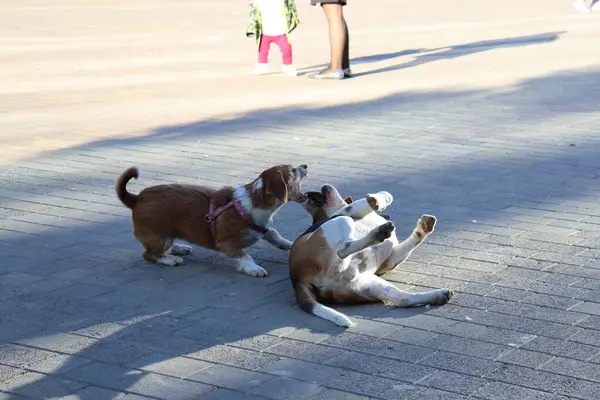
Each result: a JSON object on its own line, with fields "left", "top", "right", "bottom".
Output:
{"left": 1, "top": 0, "right": 600, "bottom": 399}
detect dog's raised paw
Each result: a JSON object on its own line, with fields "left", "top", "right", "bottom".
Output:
{"left": 375, "top": 221, "right": 395, "bottom": 242}
{"left": 367, "top": 191, "right": 393, "bottom": 212}
{"left": 415, "top": 214, "right": 437, "bottom": 239}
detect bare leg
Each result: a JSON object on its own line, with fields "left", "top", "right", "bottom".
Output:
{"left": 355, "top": 274, "right": 453, "bottom": 307}
{"left": 342, "top": 17, "right": 350, "bottom": 70}
{"left": 376, "top": 214, "right": 437, "bottom": 275}
{"left": 263, "top": 228, "right": 293, "bottom": 250}
{"left": 321, "top": 3, "right": 345, "bottom": 72}
{"left": 338, "top": 222, "right": 394, "bottom": 259}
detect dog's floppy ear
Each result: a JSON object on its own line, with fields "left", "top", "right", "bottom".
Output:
{"left": 344, "top": 196, "right": 353, "bottom": 204}
{"left": 265, "top": 171, "right": 288, "bottom": 203}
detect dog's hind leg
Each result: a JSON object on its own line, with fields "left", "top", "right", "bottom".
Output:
{"left": 334, "top": 191, "right": 394, "bottom": 219}
{"left": 169, "top": 242, "right": 193, "bottom": 256}
{"left": 140, "top": 236, "right": 183, "bottom": 267}
{"left": 337, "top": 221, "right": 395, "bottom": 259}
{"left": 375, "top": 214, "right": 436, "bottom": 276}
{"left": 355, "top": 274, "right": 453, "bottom": 307}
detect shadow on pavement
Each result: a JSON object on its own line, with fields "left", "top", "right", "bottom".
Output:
{"left": 299, "top": 31, "right": 565, "bottom": 77}
{"left": 0, "top": 66, "right": 599, "bottom": 399}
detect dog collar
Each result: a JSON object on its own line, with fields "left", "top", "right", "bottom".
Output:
{"left": 205, "top": 198, "right": 269, "bottom": 239}
{"left": 300, "top": 214, "right": 344, "bottom": 237}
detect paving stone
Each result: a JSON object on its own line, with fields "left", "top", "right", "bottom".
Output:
{"left": 247, "top": 377, "right": 325, "bottom": 400}
{"left": 325, "top": 351, "right": 437, "bottom": 383}
{"left": 409, "top": 388, "right": 471, "bottom": 399}
{"left": 115, "top": 372, "right": 215, "bottom": 399}
{"left": 59, "top": 361, "right": 140, "bottom": 389}
{"left": 483, "top": 364, "right": 576, "bottom": 393}
{"left": 187, "top": 364, "right": 275, "bottom": 391}
{"left": 187, "top": 345, "right": 282, "bottom": 371}
{"left": 417, "top": 351, "right": 501, "bottom": 377}
{"left": 495, "top": 349, "right": 554, "bottom": 369}
{"left": 258, "top": 358, "right": 342, "bottom": 384}
{"left": 196, "top": 389, "right": 270, "bottom": 400}
{"left": 0, "top": 371, "right": 85, "bottom": 399}
{"left": 521, "top": 337, "right": 600, "bottom": 361}
{"left": 127, "top": 353, "right": 213, "bottom": 379}
{"left": 308, "top": 389, "right": 371, "bottom": 400}
{"left": 418, "top": 370, "right": 489, "bottom": 396}
{"left": 62, "top": 386, "right": 127, "bottom": 400}
{"left": 324, "top": 371, "right": 422, "bottom": 399}
{"left": 475, "top": 381, "right": 559, "bottom": 400}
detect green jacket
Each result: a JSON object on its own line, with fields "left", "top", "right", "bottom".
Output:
{"left": 246, "top": 0, "right": 300, "bottom": 45}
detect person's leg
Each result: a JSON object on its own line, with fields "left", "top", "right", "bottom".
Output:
{"left": 253, "top": 35, "right": 272, "bottom": 74}
{"left": 275, "top": 34, "right": 297, "bottom": 76}
{"left": 322, "top": 3, "right": 345, "bottom": 71}
{"left": 275, "top": 34, "right": 293, "bottom": 65}
{"left": 342, "top": 17, "right": 350, "bottom": 71}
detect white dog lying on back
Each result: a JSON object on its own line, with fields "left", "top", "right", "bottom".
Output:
{"left": 289, "top": 184, "right": 453, "bottom": 327}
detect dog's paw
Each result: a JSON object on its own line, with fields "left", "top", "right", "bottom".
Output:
{"left": 431, "top": 288, "right": 453, "bottom": 305}
{"left": 367, "top": 191, "right": 393, "bottom": 211}
{"left": 157, "top": 255, "right": 184, "bottom": 267}
{"left": 278, "top": 239, "right": 293, "bottom": 251}
{"left": 239, "top": 263, "right": 269, "bottom": 278}
{"left": 374, "top": 221, "right": 395, "bottom": 242}
{"left": 414, "top": 214, "right": 437, "bottom": 240}
{"left": 170, "top": 243, "right": 192, "bottom": 256}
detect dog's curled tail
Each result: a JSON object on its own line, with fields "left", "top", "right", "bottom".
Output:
{"left": 295, "top": 283, "right": 354, "bottom": 328}
{"left": 116, "top": 167, "right": 139, "bottom": 209}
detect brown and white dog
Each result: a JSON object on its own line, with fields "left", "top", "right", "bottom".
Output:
{"left": 116, "top": 164, "right": 308, "bottom": 277}
{"left": 289, "top": 184, "right": 453, "bottom": 327}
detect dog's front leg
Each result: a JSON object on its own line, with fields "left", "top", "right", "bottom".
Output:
{"left": 337, "top": 221, "right": 395, "bottom": 259}
{"left": 219, "top": 246, "right": 268, "bottom": 277}
{"left": 263, "top": 228, "right": 293, "bottom": 251}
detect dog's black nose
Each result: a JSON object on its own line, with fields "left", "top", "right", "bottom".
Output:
{"left": 321, "top": 185, "right": 332, "bottom": 195}
{"left": 300, "top": 164, "right": 308, "bottom": 169}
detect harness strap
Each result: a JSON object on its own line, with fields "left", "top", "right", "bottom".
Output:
{"left": 205, "top": 198, "right": 268, "bottom": 241}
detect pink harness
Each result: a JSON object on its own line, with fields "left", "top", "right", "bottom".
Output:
{"left": 204, "top": 198, "right": 268, "bottom": 240}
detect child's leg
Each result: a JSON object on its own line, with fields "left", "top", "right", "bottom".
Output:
{"left": 274, "top": 34, "right": 293, "bottom": 65}
{"left": 258, "top": 35, "right": 273, "bottom": 64}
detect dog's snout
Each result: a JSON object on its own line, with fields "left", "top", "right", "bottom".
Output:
{"left": 295, "top": 164, "right": 309, "bottom": 180}
{"left": 321, "top": 185, "right": 332, "bottom": 196}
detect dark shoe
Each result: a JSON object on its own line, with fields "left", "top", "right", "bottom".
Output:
{"left": 343, "top": 67, "right": 352, "bottom": 78}
{"left": 308, "top": 68, "right": 344, "bottom": 80}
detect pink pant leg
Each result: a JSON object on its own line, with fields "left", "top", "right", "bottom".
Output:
{"left": 258, "top": 35, "right": 274, "bottom": 63}
{"left": 273, "top": 34, "right": 293, "bottom": 65}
